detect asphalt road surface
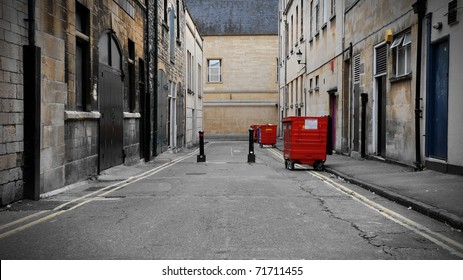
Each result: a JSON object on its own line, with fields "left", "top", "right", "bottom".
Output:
{"left": 1, "top": 141, "right": 462, "bottom": 259}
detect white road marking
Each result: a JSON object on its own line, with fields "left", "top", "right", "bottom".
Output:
{"left": 0, "top": 145, "right": 210, "bottom": 240}
{"left": 266, "top": 148, "right": 463, "bottom": 258}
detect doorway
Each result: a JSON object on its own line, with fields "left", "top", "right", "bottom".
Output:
{"left": 376, "top": 76, "right": 386, "bottom": 157}
{"left": 426, "top": 39, "right": 449, "bottom": 160}
{"left": 329, "top": 92, "right": 337, "bottom": 149}
{"left": 98, "top": 32, "right": 123, "bottom": 171}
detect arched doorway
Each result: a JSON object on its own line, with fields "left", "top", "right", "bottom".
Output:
{"left": 98, "top": 31, "right": 123, "bottom": 171}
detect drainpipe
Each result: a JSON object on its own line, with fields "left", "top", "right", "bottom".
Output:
{"left": 142, "top": 0, "right": 152, "bottom": 161}
{"left": 23, "top": 0, "right": 41, "bottom": 200}
{"left": 277, "top": 10, "right": 281, "bottom": 137}
{"left": 361, "top": 93, "right": 368, "bottom": 158}
{"left": 153, "top": 0, "right": 159, "bottom": 156}
{"left": 412, "top": 0, "right": 426, "bottom": 170}
{"left": 284, "top": 20, "right": 288, "bottom": 122}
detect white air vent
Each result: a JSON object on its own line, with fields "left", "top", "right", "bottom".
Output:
{"left": 354, "top": 55, "right": 361, "bottom": 84}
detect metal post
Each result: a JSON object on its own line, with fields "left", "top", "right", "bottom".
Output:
{"left": 197, "top": 130, "right": 206, "bottom": 162}
{"left": 412, "top": 0, "right": 426, "bottom": 171}
{"left": 361, "top": 93, "right": 368, "bottom": 158}
{"left": 23, "top": 0, "right": 40, "bottom": 201}
{"left": 248, "top": 128, "right": 255, "bottom": 163}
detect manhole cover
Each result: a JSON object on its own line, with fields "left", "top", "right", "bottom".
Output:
{"left": 84, "top": 186, "right": 105, "bottom": 192}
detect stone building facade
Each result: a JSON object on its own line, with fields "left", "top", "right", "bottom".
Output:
{"left": 155, "top": 0, "right": 186, "bottom": 153}
{"left": 0, "top": 0, "right": 197, "bottom": 206}
{"left": 0, "top": 0, "right": 148, "bottom": 205}
{"left": 423, "top": 0, "right": 463, "bottom": 174}
{"left": 0, "top": 0, "right": 28, "bottom": 204}
{"left": 184, "top": 7, "right": 204, "bottom": 147}
{"left": 184, "top": 0, "right": 279, "bottom": 138}
{"left": 279, "top": 0, "right": 463, "bottom": 175}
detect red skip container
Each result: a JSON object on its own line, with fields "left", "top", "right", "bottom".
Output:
{"left": 258, "top": 124, "right": 277, "bottom": 148}
{"left": 282, "top": 116, "right": 331, "bottom": 170}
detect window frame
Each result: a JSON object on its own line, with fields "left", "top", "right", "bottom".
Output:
{"left": 207, "top": 59, "right": 222, "bottom": 83}
{"left": 391, "top": 30, "right": 412, "bottom": 77}
{"left": 75, "top": 1, "right": 90, "bottom": 111}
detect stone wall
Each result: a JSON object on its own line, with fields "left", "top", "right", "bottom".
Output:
{"left": 203, "top": 35, "right": 279, "bottom": 136}
{"left": 0, "top": 0, "right": 28, "bottom": 205}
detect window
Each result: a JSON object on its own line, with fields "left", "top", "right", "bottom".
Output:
{"left": 208, "top": 59, "right": 221, "bottom": 82}
{"left": 315, "top": 3, "right": 320, "bottom": 34}
{"left": 315, "top": 75, "right": 319, "bottom": 90}
{"left": 309, "top": 1, "right": 313, "bottom": 38}
{"left": 323, "top": 0, "right": 329, "bottom": 26}
{"left": 75, "top": 1, "right": 90, "bottom": 111}
{"left": 98, "top": 33, "right": 122, "bottom": 70}
{"left": 197, "top": 64, "right": 202, "bottom": 98}
{"left": 187, "top": 51, "right": 192, "bottom": 93}
{"left": 331, "top": 0, "right": 336, "bottom": 17}
{"left": 291, "top": 15, "right": 294, "bottom": 48}
{"left": 296, "top": 6, "right": 299, "bottom": 44}
{"left": 285, "top": 21, "right": 289, "bottom": 56}
{"left": 375, "top": 44, "right": 387, "bottom": 76}
{"left": 391, "top": 31, "right": 411, "bottom": 77}
{"left": 176, "top": 0, "right": 180, "bottom": 41}
{"left": 164, "top": 0, "right": 168, "bottom": 23}
{"left": 300, "top": 0, "right": 303, "bottom": 39}
{"left": 169, "top": 7, "right": 175, "bottom": 63}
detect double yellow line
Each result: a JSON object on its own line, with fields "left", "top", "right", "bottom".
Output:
{"left": 266, "top": 148, "right": 463, "bottom": 258}
{"left": 0, "top": 145, "right": 209, "bottom": 240}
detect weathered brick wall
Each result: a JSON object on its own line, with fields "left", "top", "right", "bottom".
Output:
{"left": 0, "top": 0, "right": 28, "bottom": 205}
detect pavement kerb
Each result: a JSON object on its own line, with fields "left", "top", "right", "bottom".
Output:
{"left": 324, "top": 167, "right": 463, "bottom": 231}
{"left": 273, "top": 140, "right": 463, "bottom": 231}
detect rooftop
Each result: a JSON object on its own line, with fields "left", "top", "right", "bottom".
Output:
{"left": 184, "top": 0, "right": 279, "bottom": 36}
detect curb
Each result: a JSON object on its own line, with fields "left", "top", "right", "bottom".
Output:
{"left": 325, "top": 167, "right": 463, "bottom": 231}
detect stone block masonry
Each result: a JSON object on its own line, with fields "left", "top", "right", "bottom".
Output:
{"left": 0, "top": 0, "right": 28, "bottom": 206}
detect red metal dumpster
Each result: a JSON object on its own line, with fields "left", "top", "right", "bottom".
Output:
{"left": 258, "top": 124, "right": 277, "bottom": 148}
{"left": 282, "top": 116, "right": 330, "bottom": 170}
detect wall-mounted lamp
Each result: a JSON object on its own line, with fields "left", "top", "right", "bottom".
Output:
{"left": 296, "top": 49, "right": 306, "bottom": 65}
{"left": 432, "top": 22, "right": 443, "bottom": 30}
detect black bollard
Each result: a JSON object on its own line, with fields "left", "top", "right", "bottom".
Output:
{"left": 197, "top": 130, "right": 206, "bottom": 162}
{"left": 361, "top": 93, "right": 368, "bottom": 158}
{"left": 248, "top": 128, "right": 255, "bottom": 163}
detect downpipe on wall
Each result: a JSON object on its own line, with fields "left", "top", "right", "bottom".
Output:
{"left": 412, "top": 0, "right": 426, "bottom": 171}
{"left": 23, "top": 0, "right": 41, "bottom": 200}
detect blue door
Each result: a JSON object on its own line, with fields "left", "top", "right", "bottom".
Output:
{"left": 426, "top": 39, "right": 449, "bottom": 160}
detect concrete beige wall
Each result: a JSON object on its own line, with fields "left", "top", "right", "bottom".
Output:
{"left": 425, "top": 0, "right": 463, "bottom": 170}
{"left": 185, "top": 8, "right": 204, "bottom": 147}
{"left": 344, "top": 0, "right": 417, "bottom": 163}
{"left": 203, "top": 35, "right": 278, "bottom": 136}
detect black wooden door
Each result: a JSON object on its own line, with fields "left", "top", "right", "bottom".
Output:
{"left": 98, "top": 32, "right": 124, "bottom": 171}
{"left": 99, "top": 65, "right": 123, "bottom": 170}
{"left": 376, "top": 76, "right": 386, "bottom": 157}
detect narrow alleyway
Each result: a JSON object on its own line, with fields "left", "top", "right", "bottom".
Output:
{"left": 0, "top": 141, "right": 462, "bottom": 259}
